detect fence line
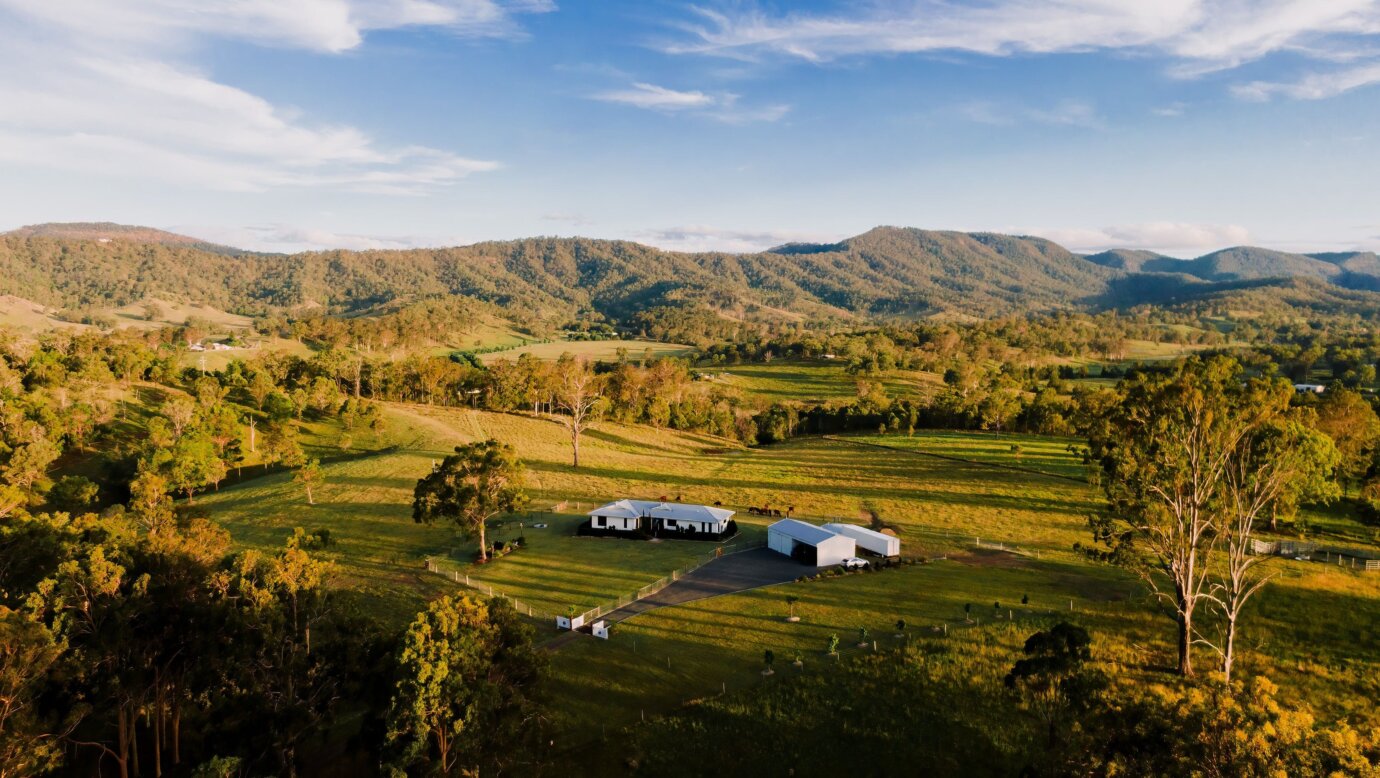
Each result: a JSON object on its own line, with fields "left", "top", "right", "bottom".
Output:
{"left": 1251, "top": 539, "right": 1380, "bottom": 571}
{"left": 422, "top": 556, "right": 552, "bottom": 619}
{"left": 574, "top": 539, "right": 767, "bottom": 625}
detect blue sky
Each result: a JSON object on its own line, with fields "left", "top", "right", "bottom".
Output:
{"left": 1, "top": 1, "right": 1378, "bottom": 256}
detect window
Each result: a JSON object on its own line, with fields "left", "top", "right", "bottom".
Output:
{"left": 593, "top": 516, "right": 604, "bottom": 528}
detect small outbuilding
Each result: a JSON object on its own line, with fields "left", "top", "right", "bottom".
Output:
{"left": 767, "top": 519, "right": 856, "bottom": 567}
{"left": 822, "top": 523, "right": 901, "bottom": 557}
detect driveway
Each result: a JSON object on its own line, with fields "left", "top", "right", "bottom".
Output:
{"left": 603, "top": 547, "right": 807, "bottom": 623}
{"left": 543, "top": 548, "right": 809, "bottom": 650}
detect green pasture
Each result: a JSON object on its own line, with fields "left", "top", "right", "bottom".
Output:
{"left": 705, "top": 361, "right": 942, "bottom": 404}
{"left": 478, "top": 338, "right": 693, "bottom": 364}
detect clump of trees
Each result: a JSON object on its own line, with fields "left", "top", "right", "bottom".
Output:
{"left": 1085, "top": 356, "right": 1339, "bottom": 679}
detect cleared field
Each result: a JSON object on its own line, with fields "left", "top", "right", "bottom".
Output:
{"left": 195, "top": 403, "right": 1380, "bottom": 753}
{"left": 478, "top": 339, "right": 693, "bottom": 364}
{"left": 706, "top": 361, "right": 943, "bottom": 403}
{"left": 200, "top": 406, "right": 1104, "bottom": 623}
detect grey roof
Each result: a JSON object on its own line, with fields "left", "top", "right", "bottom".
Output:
{"left": 822, "top": 523, "right": 898, "bottom": 544}
{"left": 768, "top": 519, "right": 842, "bottom": 545}
{"left": 588, "top": 500, "right": 734, "bottom": 523}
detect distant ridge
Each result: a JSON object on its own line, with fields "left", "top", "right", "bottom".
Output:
{"left": 4, "top": 222, "right": 251, "bottom": 257}
{"left": 1, "top": 222, "right": 1377, "bottom": 323}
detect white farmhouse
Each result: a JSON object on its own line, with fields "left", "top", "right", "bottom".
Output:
{"left": 767, "top": 519, "right": 856, "bottom": 567}
{"left": 822, "top": 523, "right": 901, "bottom": 557}
{"left": 586, "top": 500, "right": 735, "bottom": 538}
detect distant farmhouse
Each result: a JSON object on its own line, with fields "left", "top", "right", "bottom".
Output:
{"left": 1293, "top": 383, "right": 1327, "bottom": 394}
{"left": 584, "top": 500, "right": 737, "bottom": 541}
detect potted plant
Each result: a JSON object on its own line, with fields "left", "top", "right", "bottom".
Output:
{"left": 792, "top": 652, "right": 804, "bottom": 669}
{"left": 826, "top": 633, "right": 839, "bottom": 656}
{"left": 857, "top": 626, "right": 870, "bottom": 648}
{"left": 785, "top": 595, "right": 800, "bottom": 623}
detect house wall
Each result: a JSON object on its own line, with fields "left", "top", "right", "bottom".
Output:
{"left": 593, "top": 515, "right": 640, "bottom": 532}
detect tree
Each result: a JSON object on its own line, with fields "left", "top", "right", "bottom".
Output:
{"left": 48, "top": 475, "right": 99, "bottom": 514}
{"left": 385, "top": 596, "right": 547, "bottom": 776}
{"left": 0, "top": 608, "right": 71, "bottom": 778}
{"left": 1211, "top": 417, "right": 1338, "bottom": 682}
{"left": 1087, "top": 357, "right": 1285, "bottom": 677}
{"left": 293, "top": 459, "right": 324, "bottom": 506}
{"left": 413, "top": 440, "right": 526, "bottom": 563}
{"left": 553, "top": 356, "right": 602, "bottom": 469}
{"left": 785, "top": 595, "right": 799, "bottom": 622}
{"left": 157, "top": 431, "right": 227, "bottom": 504}
{"left": 1004, "top": 622, "right": 1102, "bottom": 750}
{"left": 1312, "top": 386, "right": 1380, "bottom": 490}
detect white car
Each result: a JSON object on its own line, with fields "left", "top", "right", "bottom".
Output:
{"left": 841, "top": 557, "right": 870, "bottom": 570}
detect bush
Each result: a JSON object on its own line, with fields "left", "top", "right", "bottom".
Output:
{"left": 49, "top": 475, "right": 100, "bottom": 513}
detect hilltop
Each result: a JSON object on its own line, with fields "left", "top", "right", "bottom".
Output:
{"left": 2, "top": 223, "right": 1378, "bottom": 328}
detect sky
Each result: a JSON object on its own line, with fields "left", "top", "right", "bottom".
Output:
{"left": 1, "top": 0, "right": 1379, "bottom": 256}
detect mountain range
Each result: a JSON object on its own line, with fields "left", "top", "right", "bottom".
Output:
{"left": 1, "top": 222, "right": 1376, "bottom": 326}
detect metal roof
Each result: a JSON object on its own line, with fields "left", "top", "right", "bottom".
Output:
{"left": 767, "top": 519, "right": 843, "bottom": 546}
{"left": 588, "top": 500, "right": 735, "bottom": 523}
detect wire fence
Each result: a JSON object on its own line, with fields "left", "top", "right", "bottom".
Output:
{"left": 573, "top": 539, "right": 768, "bottom": 625}
{"left": 423, "top": 556, "right": 552, "bottom": 619}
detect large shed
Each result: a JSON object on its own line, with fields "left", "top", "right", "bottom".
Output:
{"left": 767, "top": 519, "right": 856, "bottom": 567}
{"left": 822, "top": 523, "right": 901, "bottom": 557}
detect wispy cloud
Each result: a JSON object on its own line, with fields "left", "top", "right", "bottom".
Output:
{"left": 955, "top": 99, "right": 1103, "bottom": 128}
{"left": 1151, "top": 102, "right": 1188, "bottom": 117}
{"left": 594, "top": 82, "right": 716, "bottom": 110}
{"left": 634, "top": 225, "right": 837, "bottom": 253}
{"left": 0, "top": 0, "right": 548, "bottom": 192}
{"left": 179, "top": 223, "right": 475, "bottom": 253}
{"left": 665, "top": 1, "right": 1380, "bottom": 99}
{"left": 1233, "top": 61, "right": 1380, "bottom": 100}
{"left": 1028, "top": 222, "right": 1252, "bottom": 253}
{"left": 592, "top": 81, "right": 788, "bottom": 123}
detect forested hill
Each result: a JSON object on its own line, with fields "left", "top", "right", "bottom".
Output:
{"left": 2, "top": 223, "right": 1378, "bottom": 324}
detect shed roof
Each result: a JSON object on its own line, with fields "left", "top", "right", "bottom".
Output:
{"left": 768, "top": 519, "right": 841, "bottom": 546}
{"left": 822, "top": 523, "right": 897, "bottom": 544}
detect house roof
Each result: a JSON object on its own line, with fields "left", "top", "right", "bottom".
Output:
{"left": 768, "top": 519, "right": 842, "bottom": 546}
{"left": 588, "top": 500, "right": 734, "bottom": 523}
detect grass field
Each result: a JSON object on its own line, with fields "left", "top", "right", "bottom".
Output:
{"left": 477, "top": 339, "right": 693, "bottom": 364}
{"left": 194, "top": 402, "right": 1380, "bottom": 755}
{"left": 704, "top": 361, "right": 943, "bottom": 403}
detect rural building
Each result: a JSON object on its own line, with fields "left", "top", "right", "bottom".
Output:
{"left": 822, "top": 523, "right": 900, "bottom": 557}
{"left": 585, "top": 500, "right": 736, "bottom": 539}
{"left": 1293, "top": 383, "right": 1326, "bottom": 394}
{"left": 767, "top": 519, "right": 856, "bottom": 566}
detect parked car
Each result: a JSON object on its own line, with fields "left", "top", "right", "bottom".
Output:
{"left": 841, "top": 557, "right": 870, "bottom": 570}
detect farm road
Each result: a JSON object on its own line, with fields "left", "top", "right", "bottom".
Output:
{"left": 545, "top": 549, "right": 806, "bottom": 649}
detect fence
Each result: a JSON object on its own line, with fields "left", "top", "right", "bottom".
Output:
{"left": 573, "top": 539, "right": 767, "bottom": 625}
{"left": 423, "top": 556, "right": 551, "bottom": 619}
{"left": 1251, "top": 539, "right": 1379, "bottom": 571}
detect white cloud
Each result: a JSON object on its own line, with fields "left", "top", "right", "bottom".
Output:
{"left": 634, "top": 225, "right": 838, "bottom": 253}
{"left": 1233, "top": 61, "right": 1380, "bottom": 99}
{"left": 0, "top": 0, "right": 547, "bottom": 193}
{"left": 1027, "top": 222, "right": 1252, "bottom": 253}
{"left": 1151, "top": 102, "right": 1188, "bottom": 116}
{"left": 666, "top": 1, "right": 1380, "bottom": 96}
{"left": 178, "top": 223, "right": 473, "bottom": 253}
{"left": 592, "top": 81, "right": 789, "bottom": 123}
{"left": 594, "top": 82, "right": 716, "bottom": 110}
{"left": 954, "top": 99, "right": 1103, "bottom": 128}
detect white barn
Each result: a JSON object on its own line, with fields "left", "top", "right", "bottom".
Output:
{"left": 587, "top": 500, "right": 735, "bottom": 536}
{"left": 767, "top": 519, "right": 856, "bottom": 567}
{"left": 822, "top": 523, "right": 901, "bottom": 557}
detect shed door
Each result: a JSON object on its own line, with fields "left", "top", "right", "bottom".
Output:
{"left": 790, "top": 540, "right": 817, "bottom": 565}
